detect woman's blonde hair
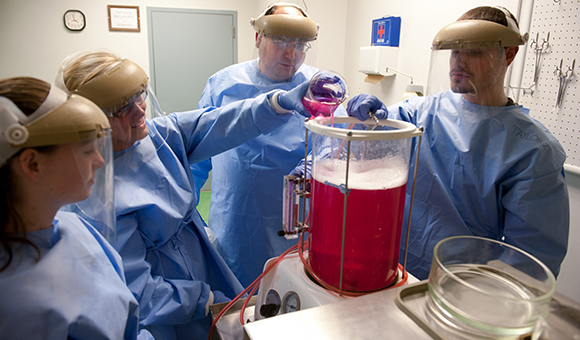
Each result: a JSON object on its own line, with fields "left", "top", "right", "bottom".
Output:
{"left": 59, "top": 50, "right": 123, "bottom": 92}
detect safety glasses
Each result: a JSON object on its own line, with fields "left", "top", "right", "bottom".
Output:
{"left": 271, "top": 38, "right": 311, "bottom": 53}
{"left": 102, "top": 89, "right": 148, "bottom": 119}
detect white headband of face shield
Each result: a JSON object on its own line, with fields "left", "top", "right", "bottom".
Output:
{"left": 0, "top": 87, "right": 68, "bottom": 166}
{"left": 495, "top": 6, "right": 520, "bottom": 33}
{"left": 1, "top": 85, "right": 68, "bottom": 134}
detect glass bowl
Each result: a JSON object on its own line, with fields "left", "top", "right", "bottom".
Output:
{"left": 426, "top": 236, "right": 556, "bottom": 339}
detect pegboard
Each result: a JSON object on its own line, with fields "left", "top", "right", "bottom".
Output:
{"left": 517, "top": 0, "right": 579, "bottom": 169}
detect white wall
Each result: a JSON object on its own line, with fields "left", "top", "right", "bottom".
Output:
{"left": 0, "top": 0, "right": 347, "bottom": 83}
{"left": 1, "top": 0, "right": 248, "bottom": 81}
{"left": 341, "top": 0, "right": 520, "bottom": 105}
{"left": 1, "top": 0, "right": 577, "bottom": 302}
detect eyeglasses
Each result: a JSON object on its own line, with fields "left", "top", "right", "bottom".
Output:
{"left": 271, "top": 38, "right": 311, "bottom": 53}
{"left": 103, "top": 89, "right": 148, "bottom": 119}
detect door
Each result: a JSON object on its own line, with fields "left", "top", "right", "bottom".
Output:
{"left": 147, "top": 7, "right": 237, "bottom": 114}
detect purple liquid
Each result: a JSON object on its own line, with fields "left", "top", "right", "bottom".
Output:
{"left": 302, "top": 96, "right": 341, "bottom": 118}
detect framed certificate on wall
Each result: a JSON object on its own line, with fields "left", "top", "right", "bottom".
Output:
{"left": 108, "top": 5, "right": 140, "bottom": 32}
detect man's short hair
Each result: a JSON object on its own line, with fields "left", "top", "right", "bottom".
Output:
{"left": 458, "top": 6, "right": 519, "bottom": 29}
{"left": 264, "top": 3, "right": 307, "bottom": 17}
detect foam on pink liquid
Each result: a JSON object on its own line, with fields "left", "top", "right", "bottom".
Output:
{"left": 308, "top": 161, "right": 408, "bottom": 292}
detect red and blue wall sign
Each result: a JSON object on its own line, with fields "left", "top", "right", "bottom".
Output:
{"left": 371, "top": 16, "right": 401, "bottom": 47}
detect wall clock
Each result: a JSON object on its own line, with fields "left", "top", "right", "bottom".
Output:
{"left": 64, "top": 9, "right": 86, "bottom": 31}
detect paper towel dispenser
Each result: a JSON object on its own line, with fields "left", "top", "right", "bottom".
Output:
{"left": 359, "top": 46, "right": 399, "bottom": 77}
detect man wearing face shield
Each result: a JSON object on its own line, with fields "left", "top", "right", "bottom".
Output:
{"left": 346, "top": 7, "right": 569, "bottom": 280}
{"left": 57, "top": 49, "right": 311, "bottom": 340}
{"left": 193, "top": 2, "right": 347, "bottom": 287}
{"left": 0, "top": 77, "right": 151, "bottom": 339}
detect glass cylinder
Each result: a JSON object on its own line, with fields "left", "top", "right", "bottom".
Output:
{"left": 306, "top": 116, "right": 421, "bottom": 292}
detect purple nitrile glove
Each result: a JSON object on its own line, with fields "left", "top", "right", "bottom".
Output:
{"left": 212, "top": 290, "right": 231, "bottom": 304}
{"left": 275, "top": 80, "right": 310, "bottom": 117}
{"left": 346, "top": 94, "right": 388, "bottom": 121}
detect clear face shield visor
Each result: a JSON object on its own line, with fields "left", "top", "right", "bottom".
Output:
{"left": 99, "top": 82, "right": 164, "bottom": 123}
{"left": 251, "top": 6, "right": 320, "bottom": 69}
{"left": 69, "top": 58, "right": 166, "bottom": 155}
{"left": 0, "top": 87, "right": 116, "bottom": 242}
{"left": 72, "top": 59, "right": 164, "bottom": 120}
{"left": 62, "top": 131, "right": 115, "bottom": 243}
{"left": 426, "top": 44, "right": 510, "bottom": 97}
{"left": 426, "top": 19, "right": 527, "bottom": 98}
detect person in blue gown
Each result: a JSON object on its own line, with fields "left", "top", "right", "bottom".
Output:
{"left": 0, "top": 77, "right": 152, "bottom": 339}
{"left": 57, "top": 49, "right": 311, "bottom": 340}
{"left": 346, "top": 7, "right": 569, "bottom": 280}
{"left": 194, "top": 2, "right": 347, "bottom": 287}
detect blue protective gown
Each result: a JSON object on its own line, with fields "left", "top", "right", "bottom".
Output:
{"left": 194, "top": 59, "right": 347, "bottom": 287}
{"left": 390, "top": 91, "right": 569, "bottom": 280}
{"left": 0, "top": 211, "right": 152, "bottom": 340}
{"left": 112, "top": 93, "right": 294, "bottom": 340}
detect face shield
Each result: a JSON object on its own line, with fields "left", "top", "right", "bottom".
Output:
{"left": 60, "top": 58, "right": 165, "bottom": 153}
{"left": 426, "top": 14, "right": 528, "bottom": 105}
{"left": 0, "top": 86, "right": 116, "bottom": 242}
{"left": 72, "top": 59, "right": 163, "bottom": 120}
{"left": 251, "top": 3, "right": 319, "bottom": 79}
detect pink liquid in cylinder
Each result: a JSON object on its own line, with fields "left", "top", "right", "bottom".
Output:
{"left": 308, "top": 178, "right": 407, "bottom": 292}
{"left": 302, "top": 96, "right": 341, "bottom": 118}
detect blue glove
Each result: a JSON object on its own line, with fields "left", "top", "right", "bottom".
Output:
{"left": 346, "top": 94, "right": 387, "bottom": 121}
{"left": 205, "top": 290, "right": 231, "bottom": 316}
{"left": 212, "top": 290, "right": 231, "bottom": 304}
{"left": 289, "top": 158, "right": 312, "bottom": 192}
{"left": 289, "top": 158, "right": 312, "bottom": 179}
{"left": 275, "top": 80, "right": 310, "bottom": 117}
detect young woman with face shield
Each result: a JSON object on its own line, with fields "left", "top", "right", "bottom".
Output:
{"left": 0, "top": 77, "right": 152, "bottom": 339}
{"left": 56, "top": 49, "right": 312, "bottom": 340}
{"left": 345, "top": 6, "right": 569, "bottom": 281}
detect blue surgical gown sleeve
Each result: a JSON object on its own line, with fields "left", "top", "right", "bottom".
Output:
{"left": 112, "top": 92, "right": 295, "bottom": 339}
{"left": 177, "top": 92, "right": 296, "bottom": 163}
{"left": 500, "top": 161, "right": 569, "bottom": 275}
{"left": 189, "top": 77, "right": 218, "bottom": 204}
{"left": 191, "top": 158, "right": 212, "bottom": 205}
{"left": 388, "top": 92, "right": 569, "bottom": 279}
{"left": 191, "top": 75, "right": 297, "bottom": 204}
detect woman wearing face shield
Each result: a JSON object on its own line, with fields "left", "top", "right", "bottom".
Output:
{"left": 0, "top": 77, "right": 151, "bottom": 339}
{"left": 57, "top": 49, "right": 311, "bottom": 340}
{"left": 346, "top": 7, "right": 569, "bottom": 280}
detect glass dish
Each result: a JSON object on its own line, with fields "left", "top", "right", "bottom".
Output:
{"left": 427, "top": 236, "right": 556, "bottom": 339}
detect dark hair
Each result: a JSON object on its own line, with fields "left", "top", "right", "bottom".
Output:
{"left": 458, "top": 6, "right": 519, "bottom": 29}
{"left": 0, "top": 77, "right": 50, "bottom": 272}
{"left": 264, "top": 3, "right": 307, "bottom": 17}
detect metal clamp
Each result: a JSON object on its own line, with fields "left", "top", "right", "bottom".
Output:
{"left": 554, "top": 59, "right": 575, "bottom": 109}
{"left": 530, "top": 32, "right": 551, "bottom": 85}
